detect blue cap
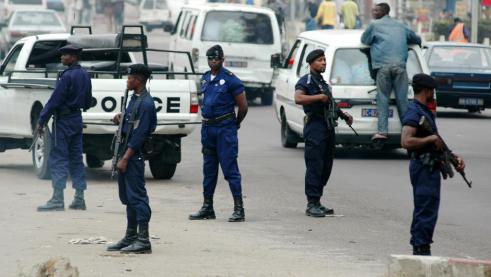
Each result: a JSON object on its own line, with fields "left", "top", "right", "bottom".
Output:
{"left": 412, "top": 73, "right": 438, "bottom": 89}
{"left": 127, "top": 63, "right": 151, "bottom": 79}
{"left": 306, "top": 49, "right": 324, "bottom": 64}
{"left": 58, "top": 44, "right": 83, "bottom": 55}
{"left": 206, "top": 44, "right": 224, "bottom": 58}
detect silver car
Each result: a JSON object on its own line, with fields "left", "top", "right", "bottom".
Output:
{"left": 0, "top": 9, "right": 66, "bottom": 57}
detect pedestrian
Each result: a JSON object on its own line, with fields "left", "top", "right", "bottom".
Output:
{"left": 267, "top": 0, "right": 286, "bottom": 31}
{"left": 36, "top": 45, "right": 92, "bottom": 212}
{"left": 315, "top": 0, "right": 337, "bottom": 29}
{"left": 361, "top": 2, "right": 421, "bottom": 145}
{"left": 294, "top": 49, "right": 353, "bottom": 217}
{"left": 112, "top": 0, "right": 124, "bottom": 32}
{"left": 340, "top": 0, "right": 359, "bottom": 29}
{"left": 106, "top": 64, "right": 156, "bottom": 254}
{"left": 189, "top": 45, "right": 248, "bottom": 222}
{"left": 401, "top": 73, "right": 465, "bottom": 256}
{"left": 448, "top": 18, "right": 470, "bottom": 43}
{"left": 304, "top": 0, "right": 319, "bottom": 31}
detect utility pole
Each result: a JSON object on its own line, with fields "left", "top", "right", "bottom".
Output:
{"left": 471, "top": 0, "right": 479, "bottom": 43}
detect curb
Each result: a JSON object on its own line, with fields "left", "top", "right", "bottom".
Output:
{"left": 388, "top": 255, "right": 491, "bottom": 277}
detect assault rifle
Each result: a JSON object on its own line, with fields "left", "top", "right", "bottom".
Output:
{"left": 419, "top": 116, "right": 472, "bottom": 188}
{"left": 311, "top": 74, "right": 358, "bottom": 135}
{"left": 111, "top": 88, "right": 130, "bottom": 179}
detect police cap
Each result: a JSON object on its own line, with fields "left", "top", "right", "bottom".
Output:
{"left": 128, "top": 63, "right": 152, "bottom": 79}
{"left": 306, "top": 49, "right": 325, "bottom": 64}
{"left": 206, "top": 44, "right": 224, "bottom": 59}
{"left": 58, "top": 44, "right": 83, "bottom": 55}
{"left": 412, "top": 73, "right": 438, "bottom": 89}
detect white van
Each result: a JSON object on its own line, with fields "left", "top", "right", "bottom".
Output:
{"left": 168, "top": 3, "right": 282, "bottom": 105}
{"left": 139, "top": 0, "right": 173, "bottom": 32}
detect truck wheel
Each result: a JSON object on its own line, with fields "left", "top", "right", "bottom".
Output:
{"left": 149, "top": 155, "right": 177, "bottom": 179}
{"left": 261, "top": 90, "right": 273, "bottom": 106}
{"left": 86, "top": 154, "right": 104, "bottom": 168}
{"left": 281, "top": 112, "right": 298, "bottom": 148}
{"left": 32, "top": 129, "right": 51, "bottom": 179}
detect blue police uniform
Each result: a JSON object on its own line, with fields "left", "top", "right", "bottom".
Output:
{"left": 402, "top": 100, "right": 441, "bottom": 248}
{"left": 295, "top": 72, "right": 336, "bottom": 202}
{"left": 39, "top": 63, "right": 92, "bottom": 191}
{"left": 118, "top": 88, "right": 157, "bottom": 228}
{"left": 200, "top": 66, "right": 244, "bottom": 198}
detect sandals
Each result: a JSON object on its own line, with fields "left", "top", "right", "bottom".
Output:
{"left": 371, "top": 133, "right": 388, "bottom": 141}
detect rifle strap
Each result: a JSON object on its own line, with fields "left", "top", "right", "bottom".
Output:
{"left": 414, "top": 102, "right": 437, "bottom": 133}
{"left": 121, "top": 91, "right": 150, "bottom": 152}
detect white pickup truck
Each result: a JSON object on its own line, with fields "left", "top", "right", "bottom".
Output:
{"left": 0, "top": 27, "right": 200, "bottom": 179}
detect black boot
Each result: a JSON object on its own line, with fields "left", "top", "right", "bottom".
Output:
{"left": 107, "top": 227, "right": 137, "bottom": 251}
{"left": 318, "top": 202, "right": 334, "bottom": 215}
{"left": 306, "top": 200, "right": 325, "bottom": 217}
{"left": 413, "top": 244, "right": 431, "bottom": 256}
{"left": 69, "top": 189, "right": 86, "bottom": 210}
{"left": 120, "top": 225, "right": 152, "bottom": 254}
{"left": 37, "top": 188, "right": 64, "bottom": 211}
{"left": 189, "top": 197, "right": 216, "bottom": 220}
{"left": 228, "top": 196, "right": 245, "bottom": 222}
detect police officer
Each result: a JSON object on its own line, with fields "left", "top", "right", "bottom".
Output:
{"left": 294, "top": 49, "right": 353, "bottom": 217}
{"left": 37, "top": 44, "right": 92, "bottom": 212}
{"left": 401, "top": 73, "right": 465, "bottom": 255}
{"left": 189, "top": 45, "right": 248, "bottom": 222}
{"left": 107, "top": 64, "right": 156, "bottom": 254}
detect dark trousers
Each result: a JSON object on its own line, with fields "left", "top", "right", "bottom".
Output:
{"left": 409, "top": 160, "right": 441, "bottom": 246}
{"left": 303, "top": 119, "right": 335, "bottom": 201}
{"left": 201, "top": 123, "right": 242, "bottom": 198}
{"left": 49, "top": 115, "right": 86, "bottom": 190}
{"left": 118, "top": 155, "right": 151, "bottom": 227}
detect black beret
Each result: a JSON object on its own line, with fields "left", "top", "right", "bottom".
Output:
{"left": 128, "top": 63, "right": 151, "bottom": 79}
{"left": 306, "top": 49, "right": 325, "bottom": 64}
{"left": 206, "top": 44, "right": 224, "bottom": 58}
{"left": 58, "top": 44, "right": 83, "bottom": 55}
{"left": 412, "top": 73, "right": 438, "bottom": 89}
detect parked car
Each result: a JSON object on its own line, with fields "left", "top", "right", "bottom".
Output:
{"left": 272, "top": 30, "right": 428, "bottom": 149}
{"left": 0, "top": 10, "right": 66, "bottom": 57}
{"left": 139, "top": 0, "right": 173, "bottom": 32}
{"left": 4, "top": 0, "right": 48, "bottom": 16}
{"left": 47, "top": 0, "right": 64, "bottom": 11}
{"left": 423, "top": 42, "right": 491, "bottom": 112}
{"left": 168, "top": 3, "right": 283, "bottom": 105}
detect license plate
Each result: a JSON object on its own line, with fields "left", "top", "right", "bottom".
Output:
{"left": 458, "top": 98, "right": 483, "bottom": 106}
{"left": 361, "top": 108, "right": 394, "bottom": 118}
{"left": 225, "top": 61, "right": 248, "bottom": 68}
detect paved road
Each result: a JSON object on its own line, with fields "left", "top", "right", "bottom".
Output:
{"left": 1, "top": 22, "right": 490, "bottom": 276}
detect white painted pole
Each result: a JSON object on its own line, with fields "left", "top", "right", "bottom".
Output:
{"left": 471, "top": 0, "right": 479, "bottom": 43}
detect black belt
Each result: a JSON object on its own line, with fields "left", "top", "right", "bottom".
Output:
{"left": 202, "top": 113, "right": 235, "bottom": 125}
{"left": 56, "top": 107, "right": 81, "bottom": 117}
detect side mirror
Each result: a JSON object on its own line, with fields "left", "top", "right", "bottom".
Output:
{"left": 0, "top": 22, "right": 7, "bottom": 30}
{"left": 163, "top": 24, "right": 173, "bottom": 33}
{"left": 270, "top": 53, "right": 282, "bottom": 69}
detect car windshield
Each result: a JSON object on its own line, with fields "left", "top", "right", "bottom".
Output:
{"left": 11, "top": 11, "right": 62, "bottom": 27}
{"left": 201, "top": 11, "right": 273, "bottom": 44}
{"left": 428, "top": 46, "right": 491, "bottom": 69}
{"left": 330, "top": 48, "right": 422, "bottom": 86}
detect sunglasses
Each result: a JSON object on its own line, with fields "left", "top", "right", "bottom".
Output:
{"left": 207, "top": 56, "right": 222, "bottom": 61}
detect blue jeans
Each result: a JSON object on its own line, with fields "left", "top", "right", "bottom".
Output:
{"left": 375, "top": 65, "right": 409, "bottom": 135}
{"left": 321, "top": 25, "right": 334, "bottom": 30}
